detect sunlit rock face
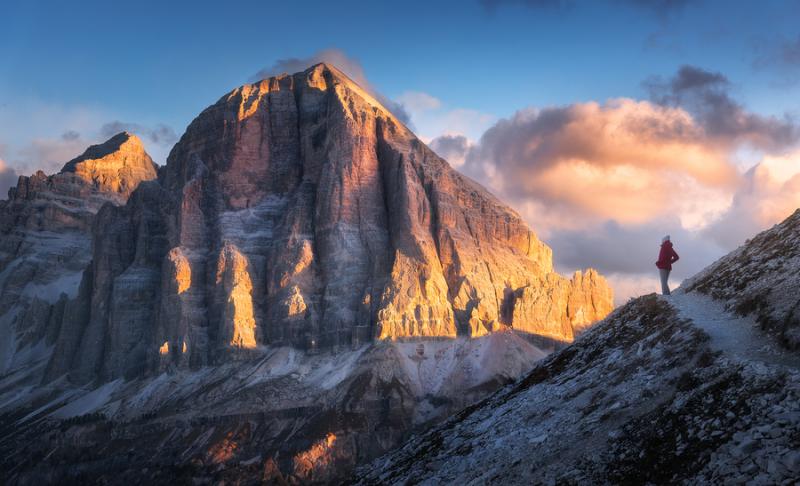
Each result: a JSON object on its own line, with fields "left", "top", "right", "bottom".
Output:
{"left": 60, "top": 132, "right": 158, "bottom": 198}
{"left": 155, "top": 62, "right": 613, "bottom": 349}
{"left": 0, "top": 133, "right": 156, "bottom": 377}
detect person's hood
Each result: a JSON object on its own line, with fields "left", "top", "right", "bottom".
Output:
{"left": 661, "top": 240, "right": 673, "bottom": 248}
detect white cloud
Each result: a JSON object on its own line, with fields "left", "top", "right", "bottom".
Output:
{"left": 0, "top": 96, "right": 176, "bottom": 177}
{"left": 396, "top": 91, "right": 496, "bottom": 144}
{"left": 397, "top": 91, "right": 442, "bottom": 113}
{"left": 704, "top": 150, "right": 800, "bottom": 248}
{"left": 251, "top": 48, "right": 412, "bottom": 125}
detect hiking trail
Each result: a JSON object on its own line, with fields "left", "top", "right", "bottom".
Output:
{"left": 667, "top": 290, "right": 800, "bottom": 370}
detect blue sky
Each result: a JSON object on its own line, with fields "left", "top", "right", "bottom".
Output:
{"left": 2, "top": 0, "right": 800, "bottom": 301}
{"left": 2, "top": 0, "right": 799, "bottom": 148}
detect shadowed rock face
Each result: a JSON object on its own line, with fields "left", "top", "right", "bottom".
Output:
{"left": 38, "top": 63, "right": 613, "bottom": 383}
{"left": 0, "top": 133, "right": 156, "bottom": 377}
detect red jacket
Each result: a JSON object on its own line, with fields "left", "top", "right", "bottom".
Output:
{"left": 656, "top": 241, "right": 679, "bottom": 270}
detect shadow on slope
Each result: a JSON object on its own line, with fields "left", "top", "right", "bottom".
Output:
{"left": 0, "top": 329, "right": 570, "bottom": 485}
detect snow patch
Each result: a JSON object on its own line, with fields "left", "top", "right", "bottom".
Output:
{"left": 50, "top": 380, "right": 123, "bottom": 419}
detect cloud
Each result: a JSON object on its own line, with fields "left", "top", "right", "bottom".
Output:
{"left": 396, "top": 90, "right": 496, "bottom": 146}
{"left": 3, "top": 122, "right": 175, "bottom": 177}
{"left": 429, "top": 134, "right": 472, "bottom": 168}
{"left": 252, "top": 48, "right": 369, "bottom": 86}
{"left": 461, "top": 98, "right": 737, "bottom": 231}
{"left": 643, "top": 65, "right": 799, "bottom": 151}
{"left": 549, "top": 218, "right": 723, "bottom": 280}
{"left": 703, "top": 150, "right": 800, "bottom": 248}
{"left": 752, "top": 35, "right": 800, "bottom": 85}
{"left": 0, "top": 158, "right": 18, "bottom": 200}
{"left": 13, "top": 135, "right": 90, "bottom": 175}
{"left": 452, "top": 66, "right": 800, "bottom": 303}
{"left": 754, "top": 35, "right": 800, "bottom": 69}
{"left": 250, "top": 48, "right": 412, "bottom": 125}
{"left": 604, "top": 274, "right": 661, "bottom": 306}
{"left": 777, "top": 35, "right": 800, "bottom": 66}
{"left": 397, "top": 91, "right": 442, "bottom": 113}
{"left": 99, "top": 121, "right": 177, "bottom": 147}
{"left": 61, "top": 130, "right": 80, "bottom": 141}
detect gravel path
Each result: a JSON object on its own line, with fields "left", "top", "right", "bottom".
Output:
{"left": 668, "top": 291, "right": 800, "bottom": 370}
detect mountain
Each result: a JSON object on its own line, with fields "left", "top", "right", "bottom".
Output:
{"left": 0, "top": 64, "right": 613, "bottom": 483}
{"left": 354, "top": 209, "right": 800, "bottom": 485}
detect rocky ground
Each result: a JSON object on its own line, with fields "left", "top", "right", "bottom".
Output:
{"left": 684, "top": 208, "right": 800, "bottom": 349}
{"left": 354, "top": 294, "right": 800, "bottom": 485}
{"left": 354, "top": 209, "right": 800, "bottom": 485}
{"left": 0, "top": 332, "right": 548, "bottom": 484}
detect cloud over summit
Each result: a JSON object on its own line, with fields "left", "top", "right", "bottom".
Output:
{"left": 251, "top": 48, "right": 412, "bottom": 126}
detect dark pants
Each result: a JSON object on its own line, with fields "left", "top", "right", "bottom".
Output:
{"left": 659, "top": 268, "right": 671, "bottom": 295}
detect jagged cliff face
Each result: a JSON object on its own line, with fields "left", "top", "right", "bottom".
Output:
{"left": 0, "top": 132, "right": 156, "bottom": 375}
{"left": 43, "top": 63, "right": 612, "bottom": 384}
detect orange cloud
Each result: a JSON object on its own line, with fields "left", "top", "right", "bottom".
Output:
{"left": 449, "top": 94, "right": 800, "bottom": 303}
{"left": 463, "top": 99, "right": 739, "bottom": 232}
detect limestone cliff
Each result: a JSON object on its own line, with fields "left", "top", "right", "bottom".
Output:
{"left": 60, "top": 131, "right": 158, "bottom": 197}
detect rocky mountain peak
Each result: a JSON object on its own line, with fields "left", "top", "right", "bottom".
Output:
{"left": 29, "top": 63, "right": 616, "bottom": 384}
{"left": 59, "top": 131, "right": 157, "bottom": 197}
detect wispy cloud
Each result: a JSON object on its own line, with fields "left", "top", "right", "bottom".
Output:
{"left": 250, "top": 48, "right": 412, "bottom": 126}
{"left": 100, "top": 121, "right": 177, "bottom": 147}
{"left": 752, "top": 34, "right": 800, "bottom": 85}
{"left": 0, "top": 98, "right": 174, "bottom": 174}
{"left": 398, "top": 91, "right": 495, "bottom": 149}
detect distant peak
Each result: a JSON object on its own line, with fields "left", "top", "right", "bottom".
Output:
{"left": 61, "top": 132, "right": 144, "bottom": 174}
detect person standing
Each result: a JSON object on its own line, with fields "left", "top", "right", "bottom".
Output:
{"left": 656, "top": 235, "right": 680, "bottom": 295}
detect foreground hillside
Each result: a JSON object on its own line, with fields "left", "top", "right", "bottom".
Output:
{"left": 356, "top": 211, "right": 800, "bottom": 485}
{"left": 356, "top": 295, "right": 800, "bottom": 484}
{"left": 684, "top": 209, "right": 800, "bottom": 349}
